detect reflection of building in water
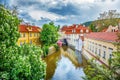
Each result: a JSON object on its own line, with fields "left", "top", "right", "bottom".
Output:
{"left": 83, "top": 32, "right": 118, "bottom": 66}
{"left": 44, "top": 46, "right": 87, "bottom": 80}
{"left": 64, "top": 48, "right": 87, "bottom": 68}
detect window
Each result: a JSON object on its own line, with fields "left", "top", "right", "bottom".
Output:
{"left": 90, "top": 42, "right": 91, "bottom": 51}
{"left": 37, "top": 33, "right": 39, "bottom": 37}
{"left": 98, "top": 45, "right": 101, "bottom": 56}
{"left": 20, "top": 42, "right": 22, "bottom": 46}
{"left": 103, "top": 53, "right": 106, "bottom": 59}
{"left": 95, "top": 48, "right": 97, "bottom": 54}
{"left": 23, "top": 33, "right": 25, "bottom": 37}
{"left": 103, "top": 46, "right": 106, "bottom": 59}
{"left": 24, "top": 40, "right": 26, "bottom": 44}
{"left": 108, "top": 48, "right": 113, "bottom": 60}
{"left": 95, "top": 43, "right": 97, "bottom": 54}
{"left": 99, "top": 49, "right": 101, "bottom": 56}
{"left": 20, "top": 33, "right": 22, "bottom": 38}
{"left": 92, "top": 42, "right": 94, "bottom": 52}
{"left": 109, "top": 54, "right": 112, "bottom": 60}
{"left": 87, "top": 42, "right": 89, "bottom": 49}
{"left": 30, "top": 33, "right": 32, "bottom": 37}
{"left": 89, "top": 41, "right": 91, "bottom": 50}
{"left": 30, "top": 40, "right": 32, "bottom": 44}
{"left": 34, "top": 33, "right": 36, "bottom": 37}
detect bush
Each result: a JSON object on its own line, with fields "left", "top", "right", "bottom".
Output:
{"left": 42, "top": 45, "right": 49, "bottom": 57}
{"left": 0, "top": 5, "right": 46, "bottom": 80}
{"left": 53, "top": 44, "right": 59, "bottom": 51}
{"left": 0, "top": 44, "right": 46, "bottom": 80}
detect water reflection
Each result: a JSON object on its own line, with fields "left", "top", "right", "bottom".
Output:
{"left": 44, "top": 47, "right": 87, "bottom": 80}
{"left": 52, "top": 56, "right": 85, "bottom": 80}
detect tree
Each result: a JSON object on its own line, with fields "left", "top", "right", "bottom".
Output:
{"left": 57, "top": 25, "right": 60, "bottom": 31}
{"left": 0, "top": 4, "right": 20, "bottom": 47}
{"left": 0, "top": 4, "right": 20, "bottom": 79}
{"left": 0, "top": 5, "right": 46, "bottom": 80}
{"left": 40, "top": 22, "right": 59, "bottom": 46}
{"left": 98, "top": 10, "right": 120, "bottom": 20}
{"left": 89, "top": 24, "right": 97, "bottom": 32}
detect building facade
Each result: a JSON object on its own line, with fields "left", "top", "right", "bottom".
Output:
{"left": 17, "top": 24, "right": 41, "bottom": 46}
{"left": 102, "top": 25, "right": 119, "bottom": 32}
{"left": 61, "top": 24, "right": 91, "bottom": 47}
{"left": 83, "top": 32, "right": 118, "bottom": 66}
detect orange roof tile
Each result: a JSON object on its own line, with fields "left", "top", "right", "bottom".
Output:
{"left": 61, "top": 24, "right": 91, "bottom": 34}
{"left": 19, "top": 24, "right": 41, "bottom": 33}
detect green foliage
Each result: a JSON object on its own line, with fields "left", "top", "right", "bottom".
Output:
{"left": 83, "top": 60, "right": 111, "bottom": 80}
{"left": 57, "top": 25, "right": 60, "bottom": 31}
{"left": 92, "top": 18, "right": 120, "bottom": 32}
{"left": 0, "top": 45, "right": 46, "bottom": 80}
{"left": 0, "top": 5, "right": 46, "bottom": 80}
{"left": 111, "top": 32, "right": 120, "bottom": 79}
{"left": 42, "top": 45, "right": 49, "bottom": 57}
{"left": 82, "top": 21, "right": 93, "bottom": 26}
{"left": 0, "top": 5, "right": 20, "bottom": 47}
{"left": 53, "top": 44, "right": 59, "bottom": 51}
{"left": 40, "top": 22, "right": 59, "bottom": 46}
{"left": 89, "top": 24, "right": 97, "bottom": 32}
{"left": 91, "top": 10, "right": 120, "bottom": 31}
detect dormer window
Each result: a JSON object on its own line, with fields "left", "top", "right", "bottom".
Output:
{"left": 112, "top": 29, "right": 115, "bottom": 32}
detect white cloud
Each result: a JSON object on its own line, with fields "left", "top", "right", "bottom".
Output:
{"left": 9, "top": 0, "right": 120, "bottom": 26}
{"left": 29, "top": 10, "right": 66, "bottom": 21}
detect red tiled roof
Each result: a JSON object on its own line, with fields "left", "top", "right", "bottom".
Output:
{"left": 61, "top": 24, "right": 91, "bottom": 34}
{"left": 19, "top": 24, "right": 41, "bottom": 33}
{"left": 85, "top": 32, "right": 118, "bottom": 42}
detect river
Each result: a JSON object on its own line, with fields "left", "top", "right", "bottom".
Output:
{"left": 44, "top": 46, "right": 87, "bottom": 80}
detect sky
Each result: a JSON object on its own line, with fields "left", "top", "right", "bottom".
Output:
{"left": 0, "top": 0, "right": 120, "bottom": 27}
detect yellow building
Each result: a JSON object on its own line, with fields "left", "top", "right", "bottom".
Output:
{"left": 17, "top": 24, "right": 41, "bottom": 46}
{"left": 83, "top": 32, "right": 118, "bottom": 66}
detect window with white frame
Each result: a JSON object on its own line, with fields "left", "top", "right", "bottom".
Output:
{"left": 30, "top": 33, "right": 32, "bottom": 37}
{"left": 95, "top": 43, "right": 97, "bottom": 54}
{"left": 90, "top": 41, "right": 91, "bottom": 51}
{"left": 92, "top": 42, "right": 94, "bottom": 52}
{"left": 98, "top": 45, "right": 101, "bottom": 56}
{"left": 108, "top": 48, "right": 113, "bottom": 60}
{"left": 97, "top": 44, "right": 99, "bottom": 55}
{"left": 103, "top": 46, "right": 106, "bottom": 59}
{"left": 89, "top": 41, "right": 91, "bottom": 50}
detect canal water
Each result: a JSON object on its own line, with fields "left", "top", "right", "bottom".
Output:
{"left": 44, "top": 47, "right": 87, "bottom": 80}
